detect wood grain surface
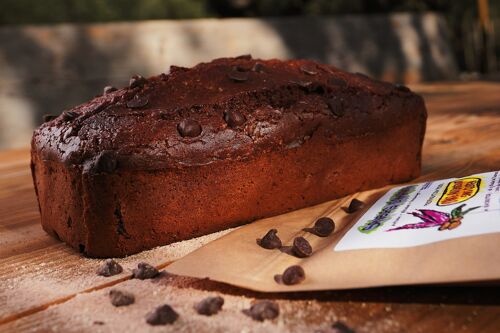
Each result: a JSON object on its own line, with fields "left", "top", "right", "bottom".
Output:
{"left": 0, "top": 82, "right": 499, "bottom": 332}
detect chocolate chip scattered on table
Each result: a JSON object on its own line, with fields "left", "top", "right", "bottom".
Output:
{"left": 96, "top": 259, "right": 123, "bottom": 277}
{"left": 280, "top": 265, "right": 306, "bottom": 285}
{"left": 194, "top": 296, "right": 224, "bottom": 316}
{"left": 109, "top": 289, "right": 135, "bottom": 307}
{"left": 132, "top": 262, "right": 159, "bottom": 280}
{"left": 304, "top": 217, "right": 335, "bottom": 237}
{"left": 257, "top": 228, "right": 282, "bottom": 249}
{"left": 146, "top": 304, "right": 179, "bottom": 326}
{"left": 242, "top": 300, "right": 280, "bottom": 321}
{"left": 292, "top": 236, "right": 312, "bottom": 258}
{"left": 346, "top": 198, "right": 364, "bottom": 213}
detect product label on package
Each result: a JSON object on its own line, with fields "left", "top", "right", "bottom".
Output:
{"left": 335, "top": 171, "right": 500, "bottom": 251}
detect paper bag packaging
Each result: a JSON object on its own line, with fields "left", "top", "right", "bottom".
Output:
{"left": 167, "top": 171, "right": 500, "bottom": 292}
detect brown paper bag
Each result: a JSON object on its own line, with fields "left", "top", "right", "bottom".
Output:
{"left": 167, "top": 171, "right": 500, "bottom": 292}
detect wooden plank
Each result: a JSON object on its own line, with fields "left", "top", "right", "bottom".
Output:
{"left": 0, "top": 82, "right": 499, "bottom": 332}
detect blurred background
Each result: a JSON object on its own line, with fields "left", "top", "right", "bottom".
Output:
{"left": 0, "top": 0, "right": 498, "bottom": 149}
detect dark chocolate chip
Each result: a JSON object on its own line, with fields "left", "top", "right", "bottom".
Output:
{"left": 62, "top": 126, "right": 77, "bottom": 141}
{"left": 177, "top": 119, "right": 202, "bottom": 138}
{"left": 242, "top": 300, "right": 279, "bottom": 321}
{"left": 326, "top": 96, "right": 345, "bottom": 117}
{"left": 132, "top": 262, "right": 159, "bottom": 280}
{"left": 43, "top": 114, "right": 57, "bottom": 122}
{"left": 332, "top": 321, "right": 356, "bottom": 333}
{"left": 61, "top": 110, "right": 79, "bottom": 121}
{"left": 95, "top": 151, "right": 117, "bottom": 173}
{"left": 328, "top": 77, "right": 347, "bottom": 87}
{"left": 257, "top": 229, "right": 282, "bottom": 249}
{"left": 109, "top": 289, "right": 135, "bottom": 307}
{"left": 103, "top": 86, "right": 117, "bottom": 94}
{"left": 235, "top": 54, "right": 252, "bottom": 60}
{"left": 252, "top": 62, "right": 265, "bottom": 73}
{"left": 224, "top": 110, "right": 246, "bottom": 128}
{"left": 292, "top": 236, "right": 312, "bottom": 258}
{"left": 346, "top": 198, "right": 364, "bottom": 213}
{"left": 126, "top": 95, "right": 149, "bottom": 109}
{"left": 228, "top": 68, "right": 249, "bottom": 82}
{"left": 159, "top": 110, "right": 174, "bottom": 120}
{"left": 146, "top": 304, "right": 179, "bottom": 326}
{"left": 355, "top": 72, "right": 370, "bottom": 79}
{"left": 313, "top": 217, "right": 335, "bottom": 237}
{"left": 300, "top": 64, "right": 318, "bottom": 75}
{"left": 194, "top": 296, "right": 224, "bottom": 316}
{"left": 395, "top": 83, "right": 411, "bottom": 93}
{"left": 169, "top": 65, "right": 189, "bottom": 74}
{"left": 311, "top": 83, "right": 327, "bottom": 94}
{"left": 291, "top": 79, "right": 313, "bottom": 89}
{"left": 281, "top": 265, "right": 306, "bottom": 285}
{"left": 129, "top": 75, "right": 146, "bottom": 89}
{"left": 96, "top": 259, "right": 123, "bottom": 277}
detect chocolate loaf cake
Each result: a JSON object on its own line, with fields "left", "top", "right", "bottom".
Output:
{"left": 31, "top": 56, "right": 427, "bottom": 257}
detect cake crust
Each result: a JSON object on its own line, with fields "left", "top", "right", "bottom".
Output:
{"left": 31, "top": 56, "right": 427, "bottom": 257}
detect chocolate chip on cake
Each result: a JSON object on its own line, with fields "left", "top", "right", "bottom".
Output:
{"left": 95, "top": 151, "right": 117, "bottom": 174}
{"left": 346, "top": 198, "right": 364, "bottom": 213}
{"left": 292, "top": 236, "right": 312, "bottom": 258}
{"left": 109, "top": 289, "right": 135, "bottom": 307}
{"left": 257, "top": 229, "right": 282, "bottom": 249}
{"left": 242, "top": 300, "right": 279, "bottom": 321}
{"left": 126, "top": 95, "right": 149, "bottom": 109}
{"left": 62, "top": 110, "right": 79, "bottom": 122}
{"left": 228, "top": 68, "right": 249, "bottom": 82}
{"left": 395, "top": 83, "right": 411, "bottom": 93}
{"left": 331, "top": 321, "right": 356, "bottom": 333}
{"left": 291, "top": 79, "right": 314, "bottom": 89}
{"left": 252, "top": 62, "right": 265, "bottom": 73}
{"left": 312, "top": 217, "right": 335, "bottom": 237}
{"left": 300, "top": 64, "right": 318, "bottom": 75}
{"left": 96, "top": 259, "right": 123, "bottom": 277}
{"left": 224, "top": 110, "right": 246, "bottom": 128}
{"left": 129, "top": 75, "right": 146, "bottom": 89}
{"left": 169, "top": 65, "right": 189, "bottom": 74}
{"left": 177, "top": 119, "right": 202, "bottom": 137}
{"left": 326, "top": 96, "right": 345, "bottom": 117}
{"left": 42, "top": 114, "right": 57, "bottom": 123}
{"left": 194, "top": 296, "right": 224, "bottom": 316}
{"left": 355, "top": 72, "right": 370, "bottom": 80}
{"left": 235, "top": 54, "right": 252, "bottom": 60}
{"left": 328, "top": 77, "right": 347, "bottom": 87}
{"left": 103, "top": 86, "right": 117, "bottom": 94}
{"left": 132, "top": 262, "right": 159, "bottom": 280}
{"left": 281, "top": 265, "right": 306, "bottom": 285}
{"left": 146, "top": 304, "right": 179, "bottom": 325}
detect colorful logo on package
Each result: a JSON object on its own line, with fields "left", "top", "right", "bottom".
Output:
{"left": 437, "top": 177, "right": 481, "bottom": 206}
{"left": 387, "top": 204, "right": 480, "bottom": 232}
{"left": 358, "top": 185, "right": 417, "bottom": 234}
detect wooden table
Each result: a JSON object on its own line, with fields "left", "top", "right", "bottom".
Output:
{"left": 1, "top": 82, "right": 500, "bottom": 332}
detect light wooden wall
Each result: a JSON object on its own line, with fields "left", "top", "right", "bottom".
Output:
{"left": 0, "top": 13, "right": 458, "bottom": 149}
